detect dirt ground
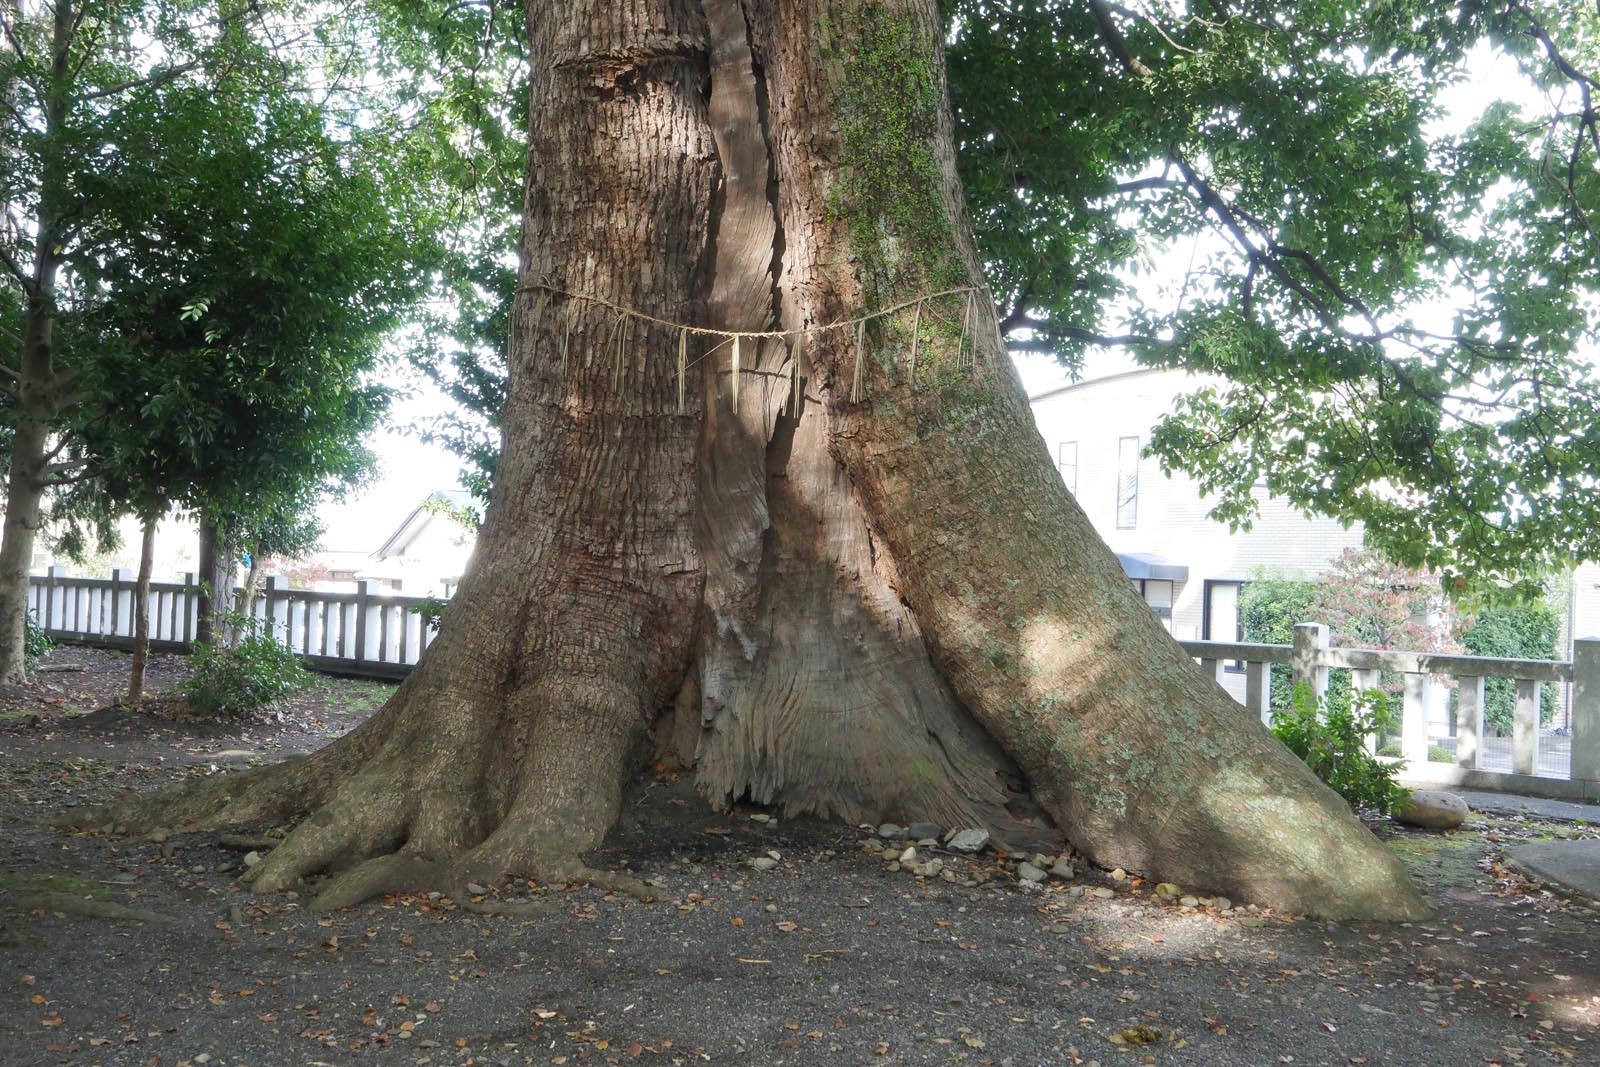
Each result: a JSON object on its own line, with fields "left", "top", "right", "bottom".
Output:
{"left": 2, "top": 648, "right": 1598, "bottom": 1067}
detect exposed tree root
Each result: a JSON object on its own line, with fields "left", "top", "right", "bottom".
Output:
{"left": 16, "top": 892, "right": 172, "bottom": 924}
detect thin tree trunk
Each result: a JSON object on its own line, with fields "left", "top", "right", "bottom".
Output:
{"left": 82, "top": 0, "right": 1425, "bottom": 919}
{"left": 0, "top": 0, "right": 73, "bottom": 684}
{"left": 125, "top": 517, "right": 156, "bottom": 707}
{"left": 229, "top": 540, "right": 265, "bottom": 645}
{"left": 194, "top": 521, "right": 230, "bottom": 646}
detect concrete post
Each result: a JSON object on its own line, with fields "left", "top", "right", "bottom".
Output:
{"left": 1512, "top": 678, "right": 1540, "bottom": 776}
{"left": 265, "top": 576, "right": 291, "bottom": 645}
{"left": 1244, "top": 660, "right": 1272, "bottom": 726}
{"left": 1401, "top": 671, "right": 1428, "bottom": 766}
{"left": 1455, "top": 675, "right": 1484, "bottom": 770}
{"left": 1570, "top": 638, "right": 1600, "bottom": 786}
{"left": 1290, "top": 622, "right": 1329, "bottom": 700}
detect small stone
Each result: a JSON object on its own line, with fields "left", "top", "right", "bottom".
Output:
{"left": 194, "top": 1056, "right": 212, "bottom": 1065}
{"left": 1179, "top": 895, "right": 1200, "bottom": 907}
{"left": 885, "top": 861, "right": 902, "bottom": 873}
{"left": 1213, "top": 897, "right": 1232, "bottom": 911}
{"left": 906, "top": 821, "right": 941, "bottom": 840}
{"left": 1154, "top": 882, "right": 1182, "bottom": 898}
{"left": 466, "top": 882, "right": 489, "bottom": 896}
{"left": 1109, "top": 867, "right": 1127, "bottom": 882}
{"left": 1049, "top": 861, "right": 1074, "bottom": 880}
{"left": 945, "top": 829, "right": 990, "bottom": 853}
{"left": 1031, "top": 853, "right": 1052, "bottom": 870}
{"left": 899, "top": 846, "right": 918, "bottom": 864}
{"left": 1392, "top": 790, "right": 1469, "bottom": 830}
{"left": 749, "top": 813, "right": 770, "bottom": 823}
{"left": 878, "top": 823, "right": 906, "bottom": 840}
{"left": 1237, "top": 915, "right": 1264, "bottom": 927}
{"left": 189, "top": 865, "right": 206, "bottom": 874}
{"left": 147, "top": 829, "right": 169, "bottom": 844}
{"left": 923, "top": 859, "right": 943, "bottom": 877}
{"left": 748, "top": 856, "right": 778, "bottom": 871}
{"left": 1088, "top": 886, "right": 1115, "bottom": 899}
{"left": 1017, "top": 862, "right": 1047, "bottom": 883}
{"left": 941, "top": 869, "right": 959, "bottom": 883}
{"left": 243, "top": 851, "right": 261, "bottom": 868}
{"left": 765, "top": 903, "right": 778, "bottom": 912}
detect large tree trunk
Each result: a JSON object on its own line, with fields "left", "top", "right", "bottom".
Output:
{"left": 83, "top": 0, "right": 1426, "bottom": 919}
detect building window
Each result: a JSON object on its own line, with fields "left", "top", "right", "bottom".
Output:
{"left": 1115, "top": 436, "right": 1139, "bottom": 529}
{"left": 1204, "top": 580, "right": 1245, "bottom": 672}
{"left": 1134, "top": 579, "right": 1174, "bottom": 633}
{"left": 1057, "top": 441, "right": 1077, "bottom": 495}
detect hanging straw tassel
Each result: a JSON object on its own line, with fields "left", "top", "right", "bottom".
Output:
{"left": 676, "top": 327, "right": 688, "bottom": 414}
{"left": 559, "top": 299, "right": 574, "bottom": 377}
{"left": 852, "top": 318, "right": 866, "bottom": 403}
{"left": 610, "top": 312, "right": 626, "bottom": 378}
{"left": 731, "top": 334, "right": 742, "bottom": 414}
{"left": 907, "top": 297, "right": 922, "bottom": 386}
{"left": 789, "top": 337, "right": 802, "bottom": 418}
{"left": 957, "top": 290, "right": 973, "bottom": 369}
{"left": 530, "top": 291, "right": 547, "bottom": 366}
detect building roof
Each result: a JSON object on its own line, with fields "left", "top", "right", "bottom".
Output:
{"left": 372, "top": 489, "right": 475, "bottom": 560}
{"left": 1116, "top": 552, "right": 1189, "bottom": 581}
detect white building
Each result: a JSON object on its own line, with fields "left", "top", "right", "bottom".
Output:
{"left": 1028, "top": 367, "right": 1365, "bottom": 646}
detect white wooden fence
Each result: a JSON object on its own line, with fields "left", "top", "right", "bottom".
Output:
{"left": 27, "top": 567, "right": 438, "bottom": 680}
{"left": 28, "top": 569, "right": 1600, "bottom": 801}
{"left": 1182, "top": 622, "right": 1600, "bottom": 802}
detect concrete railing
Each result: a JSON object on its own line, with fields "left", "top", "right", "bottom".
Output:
{"left": 27, "top": 566, "right": 438, "bottom": 680}
{"left": 1182, "top": 622, "right": 1600, "bottom": 802}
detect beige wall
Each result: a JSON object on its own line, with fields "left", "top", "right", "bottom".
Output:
{"left": 1029, "top": 367, "right": 1365, "bottom": 645}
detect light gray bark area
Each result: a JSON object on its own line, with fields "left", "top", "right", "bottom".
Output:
{"left": 682, "top": 0, "right": 1047, "bottom": 844}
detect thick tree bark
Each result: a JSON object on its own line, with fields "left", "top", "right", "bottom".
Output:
{"left": 125, "top": 517, "right": 157, "bottom": 707}
{"left": 82, "top": 0, "right": 1426, "bottom": 919}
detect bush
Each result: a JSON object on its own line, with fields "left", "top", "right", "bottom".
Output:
{"left": 1239, "top": 578, "right": 1321, "bottom": 715}
{"left": 1456, "top": 603, "right": 1561, "bottom": 733}
{"left": 1271, "top": 683, "right": 1410, "bottom": 816}
{"left": 183, "top": 617, "right": 309, "bottom": 717}
{"left": 24, "top": 610, "right": 52, "bottom": 664}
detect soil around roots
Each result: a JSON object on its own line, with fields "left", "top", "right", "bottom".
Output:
{"left": 2, "top": 660, "right": 1598, "bottom": 1066}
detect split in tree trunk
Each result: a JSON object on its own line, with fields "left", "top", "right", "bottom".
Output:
{"left": 69, "top": 0, "right": 1427, "bottom": 921}
{"left": 125, "top": 517, "right": 157, "bottom": 708}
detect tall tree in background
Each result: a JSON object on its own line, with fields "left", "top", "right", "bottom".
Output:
{"left": 86, "top": 0, "right": 1499, "bottom": 921}
{"left": 0, "top": 0, "right": 424, "bottom": 680}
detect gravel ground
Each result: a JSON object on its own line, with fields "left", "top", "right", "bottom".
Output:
{"left": 2, "top": 649, "right": 1598, "bottom": 1067}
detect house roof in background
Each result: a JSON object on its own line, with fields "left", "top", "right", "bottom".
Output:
{"left": 373, "top": 489, "right": 473, "bottom": 559}
{"left": 1116, "top": 552, "right": 1189, "bottom": 582}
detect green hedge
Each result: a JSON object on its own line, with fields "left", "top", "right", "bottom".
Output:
{"left": 1456, "top": 603, "right": 1560, "bottom": 733}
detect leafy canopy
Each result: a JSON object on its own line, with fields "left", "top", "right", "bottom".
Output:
{"left": 1, "top": 0, "right": 436, "bottom": 547}
{"left": 947, "top": 0, "right": 1600, "bottom": 592}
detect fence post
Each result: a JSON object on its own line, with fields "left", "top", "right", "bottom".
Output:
{"left": 181, "top": 572, "right": 198, "bottom": 649}
{"left": 1291, "top": 622, "right": 1329, "bottom": 699}
{"left": 1401, "top": 671, "right": 1429, "bottom": 766}
{"left": 1512, "top": 678, "right": 1540, "bottom": 776}
{"left": 110, "top": 568, "right": 133, "bottom": 640}
{"left": 1570, "top": 638, "right": 1600, "bottom": 787}
{"left": 1244, "top": 660, "right": 1272, "bottom": 725}
{"left": 353, "top": 579, "right": 377, "bottom": 665}
{"left": 264, "top": 577, "right": 290, "bottom": 645}
{"left": 43, "top": 564, "right": 65, "bottom": 632}
{"left": 1455, "top": 675, "right": 1484, "bottom": 770}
